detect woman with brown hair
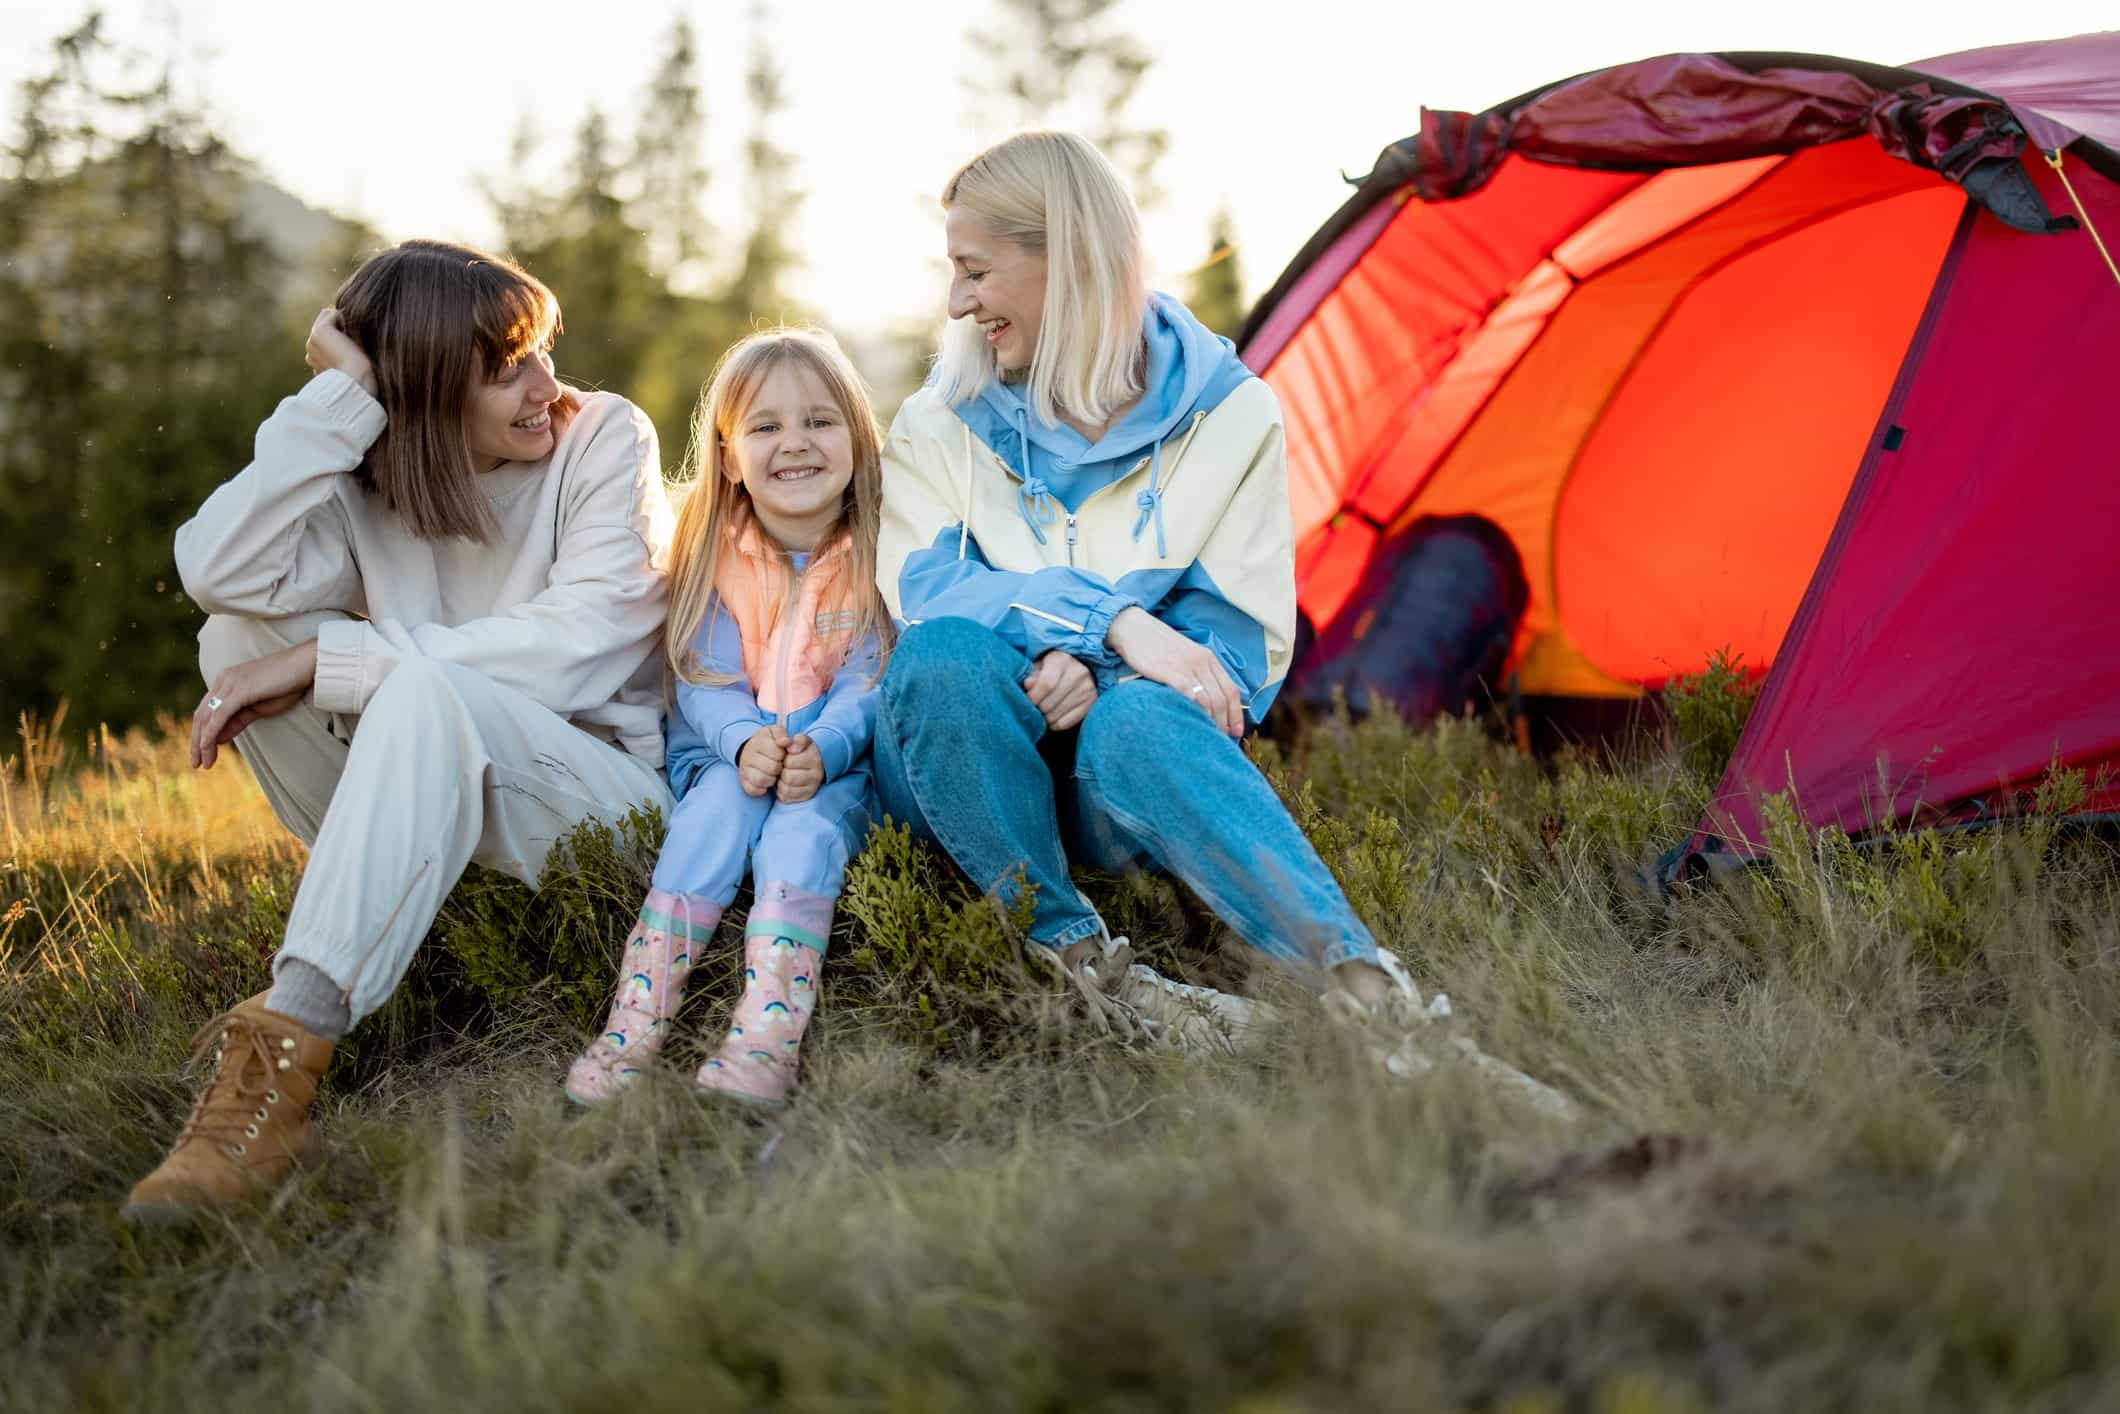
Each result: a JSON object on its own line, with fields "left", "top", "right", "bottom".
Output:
{"left": 124, "top": 240, "right": 676, "bottom": 1220}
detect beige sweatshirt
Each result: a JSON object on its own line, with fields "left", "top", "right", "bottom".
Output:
{"left": 174, "top": 369, "right": 675, "bottom": 764}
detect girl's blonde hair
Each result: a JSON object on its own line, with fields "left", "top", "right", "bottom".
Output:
{"left": 933, "top": 130, "right": 1147, "bottom": 427}
{"left": 663, "top": 328, "right": 892, "bottom": 687}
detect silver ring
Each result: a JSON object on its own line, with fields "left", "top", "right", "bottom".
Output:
{"left": 1188, "top": 684, "right": 1205, "bottom": 697}
{"left": 205, "top": 695, "right": 224, "bottom": 711}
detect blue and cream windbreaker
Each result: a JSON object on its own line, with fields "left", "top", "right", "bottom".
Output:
{"left": 878, "top": 292, "right": 1296, "bottom": 724}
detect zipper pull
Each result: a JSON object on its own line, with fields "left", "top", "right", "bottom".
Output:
{"left": 1065, "top": 514, "right": 1078, "bottom": 567}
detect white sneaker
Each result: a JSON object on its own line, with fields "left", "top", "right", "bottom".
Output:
{"left": 1028, "top": 935, "right": 1266, "bottom": 1055}
{"left": 1104, "top": 951, "right": 1266, "bottom": 1054}
{"left": 1332, "top": 949, "right": 1575, "bottom": 1119}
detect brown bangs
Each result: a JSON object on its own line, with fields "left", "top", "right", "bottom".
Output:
{"left": 472, "top": 267, "right": 563, "bottom": 378}
{"left": 333, "top": 239, "right": 576, "bottom": 543}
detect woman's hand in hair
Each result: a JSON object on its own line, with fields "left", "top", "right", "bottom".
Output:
{"left": 1023, "top": 651, "right": 1097, "bottom": 732}
{"left": 191, "top": 640, "right": 318, "bottom": 769}
{"left": 738, "top": 726, "right": 788, "bottom": 798}
{"left": 304, "top": 307, "right": 378, "bottom": 397}
{"left": 1105, "top": 607, "right": 1245, "bottom": 738}
{"left": 777, "top": 735, "right": 824, "bottom": 804}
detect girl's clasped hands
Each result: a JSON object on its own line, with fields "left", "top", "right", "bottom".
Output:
{"left": 738, "top": 725, "right": 824, "bottom": 802}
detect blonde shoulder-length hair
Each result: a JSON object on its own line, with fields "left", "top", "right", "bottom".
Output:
{"left": 932, "top": 130, "right": 1147, "bottom": 427}
{"left": 663, "top": 327, "right": 892, "bottom": 687}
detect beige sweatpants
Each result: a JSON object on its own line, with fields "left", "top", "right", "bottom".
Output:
{"left": 201, "top": 613, "right": 675, "bottom": 1023}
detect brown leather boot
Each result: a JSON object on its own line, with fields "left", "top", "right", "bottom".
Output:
{"left": 122, "top": 992, "right": 335, "bottom": 1222}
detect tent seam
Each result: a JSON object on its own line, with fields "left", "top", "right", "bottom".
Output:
{"left": 1690, "top": 201, "right": 1979, "bottom": 851}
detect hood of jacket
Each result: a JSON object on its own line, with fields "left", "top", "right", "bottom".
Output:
{"left": 952, "top": 291, "right": 1254, "bottom": 497}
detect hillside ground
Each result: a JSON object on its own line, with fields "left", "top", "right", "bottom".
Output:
{"left": 4, "top": 688, "right": 2117, "bottom": 1413}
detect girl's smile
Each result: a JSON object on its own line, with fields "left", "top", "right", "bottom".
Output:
{"left": 724, "top": 362, "right": 856, "bottom": 551}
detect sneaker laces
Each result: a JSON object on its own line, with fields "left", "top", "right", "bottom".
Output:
{"left": 1027, "top": 936, "right": 1155, "bottom": 1046}
{"left": 1046, "top": 936, "right": 1257, "bottom": 1054}
{"left": 1108, "top": 959, "right": 1259, "bottom": 1054}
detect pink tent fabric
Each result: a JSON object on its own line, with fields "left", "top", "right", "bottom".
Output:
{"left": 1912, "top": 31, "right": 2120, "bottom": 153}
{"left": 1234, "top": 32, "right": 2120, "bottom": 864}
{"left": 1702, "top": 152, "right": 2120, "bottom": 847}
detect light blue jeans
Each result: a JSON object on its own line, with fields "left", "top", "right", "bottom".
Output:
{"left": 872, "top": 617, "right": 1379, "bottom": 970}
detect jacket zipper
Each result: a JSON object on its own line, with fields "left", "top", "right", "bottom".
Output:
{"left": 774, "top": 555, "right": 801, "bottom": 729}
{"left": 987, "top": 409, "right": 1211, "bottom": 561}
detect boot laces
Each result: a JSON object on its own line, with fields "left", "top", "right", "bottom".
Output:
{"left": 173, "top": 1009, "right": 294, "bottom": 1156}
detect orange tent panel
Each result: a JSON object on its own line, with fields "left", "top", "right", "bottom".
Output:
{"left": 1379, "top": 139, "right": 1951, "bottom": 692}
{"left": 1555, "top": 186, "right": 1964, "bottom": 686}
{"left": 1271, "top": 158, "right": 1644, "bottom": 546}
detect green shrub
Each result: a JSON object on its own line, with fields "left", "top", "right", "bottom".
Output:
{"left": 1662, "top": 648, "right": 1761, "bottom": 782}
{"left": 321, "top": 805, "right": 672, "bottom": 1088}
{"left": 836, "top": 819, "right": 1041, "bottom": 1052}
{"left": 433, "top": 804, "right": 666, "bottom": 1031}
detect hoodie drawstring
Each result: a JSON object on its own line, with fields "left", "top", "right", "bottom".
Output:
{"left": 1129, "top": 410, "right": 1207, "bottom": 561}
{"left": 958, "top": 424, "right": 973, "bottom": 560}
{"left": 1009, "top": 404, "right": 1057, "bottom": 545}
{"left": 1130, "top": 440, "right": 1168, "bottom": 560}
{"left": 1017, "top": 477, "right": 1056, "bottom": 545}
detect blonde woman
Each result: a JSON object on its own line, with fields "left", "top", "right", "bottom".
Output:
{"left": 126, "top": 241, "right": 675, "bottom": 1219}
{"left": 876, "top": 132, "right": 1423, "bottom": 1050}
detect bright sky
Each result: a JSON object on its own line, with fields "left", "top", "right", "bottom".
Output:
{"left": 9, "top": 0, "right": 2112, "bottom": 341}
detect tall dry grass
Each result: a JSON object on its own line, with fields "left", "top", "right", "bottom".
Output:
{"left": 3, "top": 697, "right": 2118, "bottom": 1412}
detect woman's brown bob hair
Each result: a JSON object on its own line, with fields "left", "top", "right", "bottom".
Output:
{"left": 333, "top": 239, "right": 579, "bottom": 541}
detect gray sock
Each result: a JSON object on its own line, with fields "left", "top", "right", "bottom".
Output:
{"left": 265, "top": 958, "right": 352, "bottom": 1041}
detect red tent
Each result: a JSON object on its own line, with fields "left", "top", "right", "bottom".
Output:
{"left": 1241, "top": 33, "right": 2120, "bottom": 852}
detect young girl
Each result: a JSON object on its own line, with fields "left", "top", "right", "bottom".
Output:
{"left": 566, "top": 329, "right": 891, "bottom": 1109}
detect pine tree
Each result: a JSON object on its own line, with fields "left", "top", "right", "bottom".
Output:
{"left": 484, "top": 16, "right": 815, "bottom": 469}
{"left": 630, "top": 16, "right": 711, "bottom": 289}
{"left": 0, "top": 17, "right": 288, "bottom": 730}
{"left": 726, "top": 0, "right": 803, "bottom": 326}
{"left": 491, "top": 107, "right": 682, "bottom": 454}
{"left": 1184, "top": 207, "right": 1247, "bottom": 339}
{"left": 963, "top": 0, "right": 1170, "bottom": 205}
{"left": 485, "top": 116, "right": 549, "bottom": 263}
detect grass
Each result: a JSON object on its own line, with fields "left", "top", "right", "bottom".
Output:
{"left": 4, "top": 692, "right": 2119, "bottom": 1412}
